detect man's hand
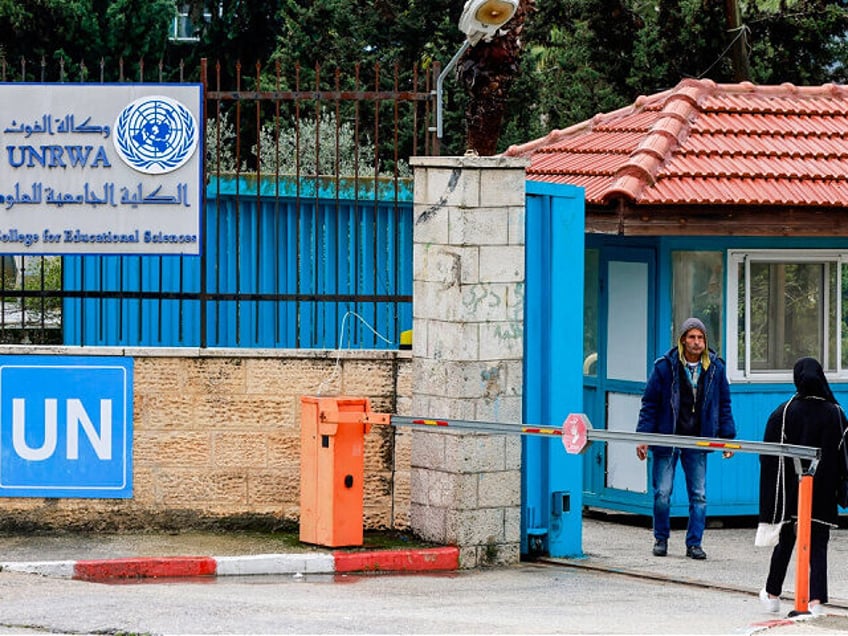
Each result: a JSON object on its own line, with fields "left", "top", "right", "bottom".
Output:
{"left": 722, "top": 451, "right": 734, "bottom": 459}
{"left": 636, "top": 445, "right": 648, "bottom": 461}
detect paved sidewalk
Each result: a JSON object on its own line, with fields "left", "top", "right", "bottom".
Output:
{"left": 557, "top": 512, "right": 848, "bottom": 634}
{"left": 571, "top": 512, "right": 848, "bottom": 611}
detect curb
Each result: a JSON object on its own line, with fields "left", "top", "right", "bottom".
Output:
{"left": 0, "top": 546, "right": 459, "bottom": 581}
{"left": 333, "top": 546, "right": 459, "bottom": 573}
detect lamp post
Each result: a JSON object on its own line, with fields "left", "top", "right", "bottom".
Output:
{"left": 435, "top": 0, "right": 519, "bottom": 139}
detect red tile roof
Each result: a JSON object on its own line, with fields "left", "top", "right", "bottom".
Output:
{"left": 504, "top": 78, "right": 848, "bottom": 208}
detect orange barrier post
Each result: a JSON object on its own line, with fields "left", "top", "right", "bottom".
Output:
{"left": 792, "top": 473, "right": 814, "bottom": 615}
{"left": 299, "top": 396, "right": 372, "bottom": 548}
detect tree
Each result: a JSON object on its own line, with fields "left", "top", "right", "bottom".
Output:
{"left": 264, "top": 0, "right": 471, "bottom": 155}
{"left": 178, "top": 0, "right": 472, "bottom": 160}
{"left": 2, "top": 0, "right": 847, "bottom": 154}
{"left": 639, "top": 0, "right": 730, "bottom": 85}
{"left": 272, "top": 0, "right": 456, "bottom": 71}
{"left": 745, "top": 0, "right": 848, "bottom": 85}
{"left": 496, "top": 0, "right": 848, "bottom": 152}
{"left": 497, "top": 0, "right": 645, "bottom": 149}
{"left": 0, "top": 0, "right": 175, "bottom": 80}
{"left": 103, "top": 0, "right": 176, "bottom": 68}
{"left": 457, "top": 0, "right": 536, "bottom": 156}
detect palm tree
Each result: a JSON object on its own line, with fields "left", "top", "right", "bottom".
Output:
{"left": 458, "top": 0, "right": 535, "bottom": 156}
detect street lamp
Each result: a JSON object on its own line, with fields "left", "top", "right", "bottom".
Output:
{"left": 436, "top": 0, "right": 520, "bottom": 139}
{"left": 459, "top": 0, "right": 519, "bottom": 44}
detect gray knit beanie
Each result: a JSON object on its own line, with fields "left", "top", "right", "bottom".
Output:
{"left": 679, "top": 317, "right": 707, "bottom": 344}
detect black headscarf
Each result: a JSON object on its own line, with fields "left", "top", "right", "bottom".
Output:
{"left": 759, "top": 357, "right": 847, "bottom": 525}
{"left": 793, "top": 357, "right": 836, "bottom": 403}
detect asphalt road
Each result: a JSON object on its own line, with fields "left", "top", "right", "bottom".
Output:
{"left": 0, "top": 562, "right": 836, "bottom": 635}
{"left": 0, "top": 566, "right": 743, "bottom": 634}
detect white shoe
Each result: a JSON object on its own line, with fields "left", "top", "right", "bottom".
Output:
{"left": 810, "top": 603, "right": 826, "bottom": 617}
{"left": 760, "top": 588, "right": 780, "bottom": 613}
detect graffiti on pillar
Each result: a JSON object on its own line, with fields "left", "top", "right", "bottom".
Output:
{"left": 462, "top": 284, "right": 504, "bottom": 312}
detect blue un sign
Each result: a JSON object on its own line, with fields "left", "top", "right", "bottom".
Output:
{"left": 0, "top": 356, "right": 133, "bottom": 498}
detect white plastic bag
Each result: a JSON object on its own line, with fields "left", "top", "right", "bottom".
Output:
{"left": 755, "top": 401, "right": 790, "bottom": 549}
{"left": 755, "top": 522, "right": 782, "bottom": 548}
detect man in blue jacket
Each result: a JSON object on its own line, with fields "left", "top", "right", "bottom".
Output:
{"left": 635, "top": 317, "right": 736, "bottom": 560}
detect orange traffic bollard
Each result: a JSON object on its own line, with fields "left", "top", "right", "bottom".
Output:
{"left": 299, "top": 396, "right": 372, "bottom": 548}
{"left": 791, "top": 473, "right": 814, "bottom": 615}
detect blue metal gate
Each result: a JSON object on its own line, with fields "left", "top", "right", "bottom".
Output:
{"left": 522, "top": 180, "right": 585, "bottom": 558}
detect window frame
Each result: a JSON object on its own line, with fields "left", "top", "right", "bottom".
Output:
{"left": 727, "top": 249, "right": 846, "bottom": 382}
{"left": 170, "top": 6, "right": 213, "bottom": 42}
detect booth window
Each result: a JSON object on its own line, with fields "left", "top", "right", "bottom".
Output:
{"left": 672, "top": 251, "right": 724, "bottom": 356}
{"left": 727, "top": 250, "right": 847, "bottom": 380}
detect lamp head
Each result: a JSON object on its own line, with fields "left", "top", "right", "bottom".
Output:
{"left": 459, "top": 0, "right": 519, "bottom": 45}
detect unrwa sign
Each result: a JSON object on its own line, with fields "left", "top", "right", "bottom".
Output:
{"left": 0, "top": 84, "right": 202, "bottom": 255}
{"left": 0, "top": 356, "right": 132, "bottom": 498}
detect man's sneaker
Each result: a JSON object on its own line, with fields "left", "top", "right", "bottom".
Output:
{"left": 810, "top": 603, "right": 826, "bottom": 617}
{"left": 652, "top": 539, "right": 667, "bottom": 557}
{"left": 686, "top": 545, "right": 707, "bottom": 560}
{"left": 759, "top": 588, "right": 780, "bottom": 613}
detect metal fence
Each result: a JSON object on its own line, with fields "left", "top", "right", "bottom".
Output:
{"left": 0, "top": 57, "right": 437, "bottom": 348}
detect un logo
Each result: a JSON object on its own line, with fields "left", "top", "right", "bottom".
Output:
{"left": 113, "top": 96, "right": 198, "bottom": 174}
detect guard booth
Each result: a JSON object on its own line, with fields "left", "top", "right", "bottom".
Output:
{"left": 506, "top": 79, "right": 848, "bottom": 522}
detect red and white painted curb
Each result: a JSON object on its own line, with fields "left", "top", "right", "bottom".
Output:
{"left": 0, "top": 546, "right": 459, "bottom": 581}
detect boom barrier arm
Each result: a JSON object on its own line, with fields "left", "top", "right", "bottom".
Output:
{"left": 366, "top": 412, "right": 820, "bottom": 615}
{"left": 374, "top": 414, "right": 820, "bottom": 464}
{"left": 586, "top": 429, "right": 819, "bottom": 469}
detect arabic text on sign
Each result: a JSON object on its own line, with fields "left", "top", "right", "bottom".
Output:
{"left": 3, "top": 114, "right": 111, "bottom": 138}
{"left": 3, "top": 182, "right": 190, "bottom": 210}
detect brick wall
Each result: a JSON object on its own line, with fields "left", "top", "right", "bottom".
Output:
{"left": 0, "top": 348, "right": 411, "bottom": 533}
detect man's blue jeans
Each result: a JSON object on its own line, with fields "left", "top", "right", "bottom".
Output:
{"left": 651, "top": 448, "right": 707, "bottom": 547}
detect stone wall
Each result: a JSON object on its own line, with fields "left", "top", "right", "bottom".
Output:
{"left": 0, "top": 347, "right": 411, "bottom": 533}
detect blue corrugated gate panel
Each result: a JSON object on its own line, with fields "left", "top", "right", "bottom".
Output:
{"left": 62, "top": 177, "right": 413, "bottom": 348}
{"left": 522, "top": 181, "right": 586, "bottom": 558}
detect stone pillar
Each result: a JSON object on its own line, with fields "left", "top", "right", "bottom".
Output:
{"left": 408, "top": 155, "right": 529, "bottom": 568}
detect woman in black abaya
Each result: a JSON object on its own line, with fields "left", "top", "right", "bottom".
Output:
{"left": 758, "top": 357, "right": 848, "bottom": 615}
